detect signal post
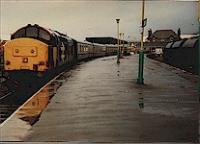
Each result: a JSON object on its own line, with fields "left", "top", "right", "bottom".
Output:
{"left": 137, "top": 0, "right": 146, "bottom": 84}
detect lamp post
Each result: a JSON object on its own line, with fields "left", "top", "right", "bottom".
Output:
{"left": 122, "top": 33, "right": 124, "bottom": 56}
{"left": 116, "top": 19, "right": 120, "bottom": 64}
{"left": 120, "top": 33, "right": 124, "bottom": 56}
{"left": 119, "top": 33, "right": 121, "bottom": 55}
{"left": 137, "top": 0, "right": 146, "bottom": 84}
{"left": 119, "top": 33, "right": 122, "bottom": 57}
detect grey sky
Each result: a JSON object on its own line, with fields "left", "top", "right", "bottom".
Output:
{"left": 0, "top": 0, "right": 198, "bottom": 41}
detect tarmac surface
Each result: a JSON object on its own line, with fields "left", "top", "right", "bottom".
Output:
{"left": 1, "top": 55, "right": 199, "bottom": 142}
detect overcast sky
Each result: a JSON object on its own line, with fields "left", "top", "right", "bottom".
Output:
{"left": 0, "top": 0, "right": 198, "bottom": 41}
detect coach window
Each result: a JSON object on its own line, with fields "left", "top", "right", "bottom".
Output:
{"left": 39, "top": 29, "right": 51, "bottom": 41}
{"left": 26, "top": 27, "right": 38, "bottom": 37}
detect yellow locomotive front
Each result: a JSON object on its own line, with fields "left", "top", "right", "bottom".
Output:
{"left": 4, "top": 38, "right": 48, "bottom": 71}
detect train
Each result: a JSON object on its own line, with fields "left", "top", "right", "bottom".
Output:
{"left": 3, "top": 24, "right": 118, "bottom": 83}
{"left": 163, "top": 37, "right": 198, "bottom": 74}
{"left": 0, "top": 40, "right": 7, "bottom": 78}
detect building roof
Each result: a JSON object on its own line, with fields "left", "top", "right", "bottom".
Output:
{"left": 86, "top": 37, "right": 128, "bottom": 44}
{"left": 150, "top": 30, "right": 179, "bottom": 40}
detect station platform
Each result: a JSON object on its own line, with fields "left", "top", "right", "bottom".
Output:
{"left": 0, "top": 55, "right": 199, "bottom": 142}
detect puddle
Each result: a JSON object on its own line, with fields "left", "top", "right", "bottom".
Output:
{"left": 136, "top": 95, "right": 199, "bottom": 118}
{"left": 117, "top": 63, "right": 120, "bottom": 77}
{"left": 102, "top": 57, "right": 117, "bottom": 61}
{"left": 138, "top": 97, "right": 144, "bottom": 109}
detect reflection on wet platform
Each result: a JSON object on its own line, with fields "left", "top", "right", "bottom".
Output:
{"left": 15, "top": 74, "right": 66, "bottom": 125}
{"left": 0, "top": 72, "right": 68, "bottom": 141}
{"left": 16, "top": 86, "right": 50, "bottom": 125}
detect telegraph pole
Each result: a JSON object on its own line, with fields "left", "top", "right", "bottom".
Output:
{"left": 137, "top": 0, "right": 146, "bottom": 84}
{"left": 116, "top": 19, "right": 120, "bottom": 64}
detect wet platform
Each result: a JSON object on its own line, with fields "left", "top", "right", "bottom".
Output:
{"left": 0, "top": 55, "right": 199, "bottom": 142}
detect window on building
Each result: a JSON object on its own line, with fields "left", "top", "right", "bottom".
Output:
{"left": 152, "top": 37, "right": 156, "bottom": 42}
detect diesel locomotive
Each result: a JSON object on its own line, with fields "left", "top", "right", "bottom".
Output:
{"left": 4, "top": 24, "right": 118, "bottom": 82}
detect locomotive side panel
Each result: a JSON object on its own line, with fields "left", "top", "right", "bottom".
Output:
{"left": 52, "top": 46, "right": 58, "bottom": 68}
{"left": 58, "top": 38, "right": 77, "bottom": 65}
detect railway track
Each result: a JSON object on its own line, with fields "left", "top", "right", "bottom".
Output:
{"left": 0, "top": 84, "right": 19, "bottom": 123}
{"left": 0, "top": 77, "right": 40, "bottom": 124}
{"left": 0, "top": 87, "right": 43, "bottom": 124}
{"left": 0, "top": 103, "right": 18, "bottom": 123}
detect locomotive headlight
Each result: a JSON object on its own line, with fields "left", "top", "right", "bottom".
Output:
{"left": 6, "top": 60, "right": 10, "bottom": 65}
{"left": 15, "top": 49, "right": 19, "bottom": 53}
{"left": 31, "top": 49, "right": 35, "bottom": 53}
{"left": 22, "top": 57, "right": 28, "bottom": 63}
{"left": 39, "top": 61, "right": 45, "bottom": 65}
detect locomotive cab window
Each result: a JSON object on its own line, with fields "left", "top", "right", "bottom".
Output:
{"left": 26, "top": 27, "right": 38, "bottom": 38}
{"left": 12, "top": 29, "right": 25, "bottom": 39}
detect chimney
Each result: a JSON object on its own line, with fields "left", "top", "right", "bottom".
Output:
{"left": 147, "top": 29, "right": 152, "bottom": 40}
{"left": 177, "top": 28, "right": 181, "bottom": 39}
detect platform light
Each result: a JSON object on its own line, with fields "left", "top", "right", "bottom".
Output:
{"left": 116, "top": 19, "right": 120, "bottom": 64}
{"left": 31, "top": 49, "right": 35, "bottom": 54}
{"left": 22, "top": 57, "right": 28, "bottom": 63}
